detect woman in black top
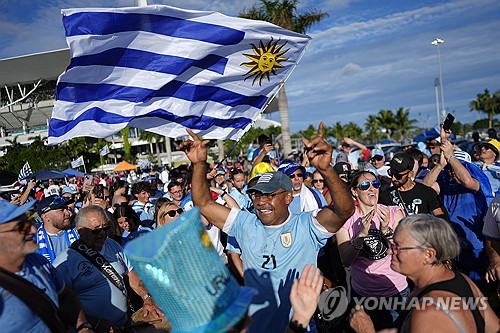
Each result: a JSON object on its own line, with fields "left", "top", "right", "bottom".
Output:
{"left": 350, "top": 214, "right": 498, "bottom": 333}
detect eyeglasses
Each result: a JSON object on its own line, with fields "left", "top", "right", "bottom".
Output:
{"left": 164, "top": 208, "right": 184, "bottom": 218}
{"left": 371, "top": 155, "right": 384, "bottom": 162}
{"left": 390, "top": 243, "right": 426, "bottom": 255}
{"left": 289, "top": 173, "right": 304, "bottom": 179}
{"left": 83, "top": 226, "right": 110, "bottom": 235}
{"left": 312, "top": 179, "right": 324, "bottom": 184}
{"left": 388, "top": 169, "right": 411, "bottom": 180}
{"left": 251, "top": 190, "right": 287, "bottom": 201}
{"left": 170, "top": 190, "right": 183, "bottom": 195}
{"left": 0, "top": 216, "right": 36, "bottom": 234}
{"left": 427, "top": 145, "right": 439, "bottom": 150}
{"left": 356, "top": 179, "right": 381, "bottom": 191}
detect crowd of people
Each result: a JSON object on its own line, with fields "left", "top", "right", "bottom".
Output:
{"left": 0, "top": 122, "right": 499, "bottom": 332}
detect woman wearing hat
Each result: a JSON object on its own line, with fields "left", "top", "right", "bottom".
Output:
{"left": 337, "top": 170, "right": 408, "bottom": 330}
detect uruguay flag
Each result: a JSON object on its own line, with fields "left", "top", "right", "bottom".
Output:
{"left": 47, "top": 5, "right": 311, "bottom": 145}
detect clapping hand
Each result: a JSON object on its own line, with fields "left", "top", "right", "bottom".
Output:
{"left": 290, "top": 265, "right": 324, "bottom": 327}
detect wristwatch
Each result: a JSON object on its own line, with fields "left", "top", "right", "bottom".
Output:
{"left": 76, "top": 322, "right": 93, "bottom": 332}
{"left": 142, "top": 293, "right": 152, "bottom": 301}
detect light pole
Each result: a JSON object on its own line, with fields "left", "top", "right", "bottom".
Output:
{"left": 431, "top": 37, "right": 446, "bottom": 124}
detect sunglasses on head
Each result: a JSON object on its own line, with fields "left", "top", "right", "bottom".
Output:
{"left": 388, "top": 169, "right": 410, "bottom": 180}
{"left": 164, "top": 208, "right": 183, "bottom": 218}
{"left": 289, "top": 173, "right": 304, "bottom": 179}
{"left": 356, "top": 179, "right": 381, "bottom": 191}
{"left": 371, "top": 155, "right": 384, "bottom": 162}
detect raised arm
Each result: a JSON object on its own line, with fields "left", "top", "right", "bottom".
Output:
{"left": 303, "top": 123, "right": 354, "bottom": 233}
{"left": 441, "top": 140, "right": 479, "bottom": 192}
{"left": 179, "top": 129, "right": 230, "bottom": 229}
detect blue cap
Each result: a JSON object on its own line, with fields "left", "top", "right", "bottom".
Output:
{"left": 277, "top": 162, "right": 307, "bottom": 177}
{"left": 0, "top": 200, "right": 35, "bottom": 224}
{"left": 124, "top": 207, "right": 255, "bottom": 332}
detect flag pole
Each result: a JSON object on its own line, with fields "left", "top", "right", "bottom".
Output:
{"left": 82, "top": 157, "right": 87, "bottom": 174}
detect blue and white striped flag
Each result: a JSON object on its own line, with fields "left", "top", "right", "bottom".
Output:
{"left": 47, "top": 5, "right": 310, "bottom": 145}
{"left": 18, "top": 162, "right": 33, "bottom": 181}
{"left": 99, "top": 145, "right": 110, "bottom": 156}
{"left": 71, "top": 156, "right": 84, "bottom": 168}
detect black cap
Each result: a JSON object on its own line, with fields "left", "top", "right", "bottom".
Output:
{"left": 389, "top": 153, "right": 414, "bottom": 173}
{"left": 37, "top": 195, "right": 74, "bottom": 216}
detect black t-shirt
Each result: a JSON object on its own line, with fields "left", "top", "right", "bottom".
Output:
{"left": 379, "top": 182, "right": 441, "bottom": 215}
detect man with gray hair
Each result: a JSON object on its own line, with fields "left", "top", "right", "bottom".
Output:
{"left": 53, "top": 205, "right": 163, "bottom": 330}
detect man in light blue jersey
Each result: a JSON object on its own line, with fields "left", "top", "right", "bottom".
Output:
{"left": 181, "top": 122, "right": 354, "bottom": 333}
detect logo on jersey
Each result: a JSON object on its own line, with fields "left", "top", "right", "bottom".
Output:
{"left": 280, "top": 232, "right": 292, "bottom": 248}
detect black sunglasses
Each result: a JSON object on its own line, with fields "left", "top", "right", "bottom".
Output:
{"left": 83, "top": 226, "right": 110, "bottom": 235}
{"left": 371, "top": 155, "right": 384, "bottom": 162}
{"left": 312, "top": 179, "right": 324, "bottom": 184}
{"left": 164, "top": 208, "right": 184, "bottom": 218}
{"left": 289, "top": 173, "right": 304, "bottom": 179}
{"left": 388, "top": 169, "right": 411, "bottom": 180}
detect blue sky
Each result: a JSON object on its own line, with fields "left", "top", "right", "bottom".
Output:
{"left": 1, "top": 0, "right": 499, "bottom": 133}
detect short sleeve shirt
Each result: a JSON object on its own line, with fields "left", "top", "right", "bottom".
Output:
{"left": 0, "top": 254, "right": 64, "bottom": 333}
{"left": 223, "top": 208, "right": 332, "bottom": 333}
{"left": 483, "top": 196, "right": 500, "bottom": 240}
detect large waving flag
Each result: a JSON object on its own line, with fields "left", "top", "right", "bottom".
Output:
{"left": 47, "top": 5, "right": 311, "bottom": 145}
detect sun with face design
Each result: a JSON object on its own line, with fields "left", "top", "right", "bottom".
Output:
{"left": 241, "top": 38, "right": 289, "bottom": 86}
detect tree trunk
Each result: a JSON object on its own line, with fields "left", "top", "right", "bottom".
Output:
{"left": 489, "top": 113, "right": 493, "bottom": 129}
{"left": 279, "top": 83, "right": 292, "bottom": 157}
{"left": 165, "top": 136, "right": 172, "bottom": 166}
{"left": 217, "top": 139, "right": 225, "bottom": 162}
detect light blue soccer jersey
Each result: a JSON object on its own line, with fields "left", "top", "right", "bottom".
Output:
{"left": 223, "top": 208, "right": 332, "bottom": 333}
{"left": 0, "top": 253, "right": 65, "bottom": 333}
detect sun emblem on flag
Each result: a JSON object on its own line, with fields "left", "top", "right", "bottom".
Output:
{"left": 241, "top": 37, "right": 289, "bottom": 86}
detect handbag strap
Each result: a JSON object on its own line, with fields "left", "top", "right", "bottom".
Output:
{"left": 70, "top": 240, "right": 127, "bottom": 297}
{"left": 0, "top": 266, "right": 67, "bottom": 333}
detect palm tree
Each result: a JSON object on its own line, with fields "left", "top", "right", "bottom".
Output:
{"left": 393, "top": 107, "right": 417, "bottom": 140}
{"left": 469, "top": 89, "right": 500, "bottom": 129}
{"left": 239, "top": 0, "right": 328, "bottom": 156}
{"left": 328, "top": 122, "right": 345, "bottom": 144}
{"left": 376, "top": 110, "right": 396, "bottom": 139}
{"left": 365, "top": 114, "right": 381, "bottom": 142}
{"left": 140, "top": 130, "right": 163, "bottom": 166}
{"left": 344, "top": 122, "right": 362, "bottom": 138}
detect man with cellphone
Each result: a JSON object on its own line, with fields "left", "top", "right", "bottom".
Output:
{"left": 423, "top": 121, "right": 494, "bottom": 285}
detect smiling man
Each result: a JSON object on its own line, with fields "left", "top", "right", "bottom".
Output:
{"left": 181, "top": 123, "right": 354, "bottom": 333}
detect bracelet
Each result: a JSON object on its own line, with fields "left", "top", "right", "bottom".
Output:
{"left": 76, "top": 322, "right": 93, "bottom": 332}
{"left": 447, "top": 155, "right": 456, "bottom": 163}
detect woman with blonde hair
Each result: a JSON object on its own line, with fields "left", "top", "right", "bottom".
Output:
{"left": 156, "top": 199, "right": 183, "bottom": 227}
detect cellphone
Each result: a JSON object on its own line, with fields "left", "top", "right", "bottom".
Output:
{"left": 442, "top": 113, "right": 455, "bottom": 131}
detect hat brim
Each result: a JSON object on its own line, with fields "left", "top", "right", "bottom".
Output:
{"left": 2, "top": 200, "right": 36, "bottom": 224}
{"left": 247, "top": 183, "right": 285, "bottom": 194}
{"left": 479, "top": 143, "right": 499, "bottom": 157}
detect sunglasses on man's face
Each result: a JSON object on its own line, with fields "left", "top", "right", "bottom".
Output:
{"left": 289, "top": 173, "right": 304, "bottom": 179}
{"left": 388, "top": 169, "right": 411, "bottom": 180}
{"left": 371, "top": 155, "right": 384, "bottom": 162}
{"left": 164, "top": 208, "right": 184, "bottom": 218}
{"left": 82, "top": 226, "right": 110, "bottom": 235}
{"left": 356, "top": 179, "right": 381, "bottom": 191}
